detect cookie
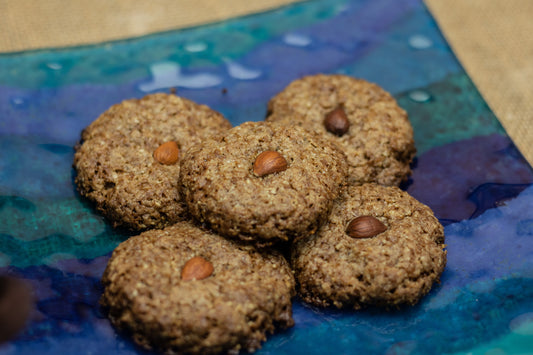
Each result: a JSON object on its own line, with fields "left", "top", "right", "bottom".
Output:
{"left": 292, "top": 183, "right": 446, "bottom": 309}
{"left": 266, "top": 74, "right": 416, "bottom": 186}
{"left": 179, "top": 121, "right": 349, "bottom": 246}
{"left": 100, "top": 221, "right": 295, "bottom": 354}
{"left": 0, "top": 276, "right": 33, "bottom": 344}
{"left": 73, "top": 93, "right": 232, "bottom": 231}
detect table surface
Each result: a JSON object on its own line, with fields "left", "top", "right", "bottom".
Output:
{"left": 1, "top": 0, "right": 533, "bottom": 354}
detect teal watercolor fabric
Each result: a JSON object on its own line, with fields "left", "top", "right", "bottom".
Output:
{"left": 1, "top": 0, "right": 532, "bottom": 354}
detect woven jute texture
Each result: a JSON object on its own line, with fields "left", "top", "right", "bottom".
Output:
{"left": 424, "top": 0, "right": 533, "bottom": 166}
{"left": 1, "top": 0, "right": 531, "bottom": 166}
{"left": 0, "top": 0, "right": 301, "bottom": 52}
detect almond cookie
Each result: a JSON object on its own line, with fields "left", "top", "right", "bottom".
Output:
{"left": 266, "top": 74, "right": 416, "bottom": 186}
{"left": 292, "top": 183, "right": 446, "bottom": 309}
{"left": 0, "top": 276, "right": 33, "bottom": 344}
{"left": 73, "top": 93, "right": 232, "bottom": 231}
{"left": 179, "top": 121, "right": 349, "bottom": 246}
{"left": 100, "top": 221, "right": 295, "bottom": 354}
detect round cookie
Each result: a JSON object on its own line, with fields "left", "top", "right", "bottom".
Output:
{"left": 0, "top": 276, "right": 33, "bottom": 344}
{"left": 179, "top": 121, "right": 349, "bottom": 246}
{"left": 266, "top": 74, "right": 416, "bottom": 186}
{"left": 292, "top": 183, "right": 446, "bottom": 309}
{"left": 74, "top": 93, "right": 232, "bottom": 231}
{"left": 100, "top": 221, "right": 295, "bottom": 355}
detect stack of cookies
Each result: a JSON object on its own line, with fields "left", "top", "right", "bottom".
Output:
{"left": 73, "top": 74, "right": 446, "bottom": 354}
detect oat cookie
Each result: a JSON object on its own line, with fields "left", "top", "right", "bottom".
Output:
{"left": 292, "top": 183, "right": 446, "bottom": 309}
{"left": 100, "top": 221, "right": 295, "bottom": 354}
{"left": 73, "top": 93, "right": 232, "bottom": 231}
{"left": 179, "top": 121, "right": 349, "bottom": 246}
{"left": 266, "top": 74, "right": 416, "bottom": 186}
{"left": 0, "top": 276, "right": 33, "bottom": 344}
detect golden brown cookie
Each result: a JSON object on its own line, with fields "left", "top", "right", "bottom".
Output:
{"left": 266, "top": 74, "right": 416, "bottom": 186}
{"left": 0, "top": 276, "right": 33, "bottom": 344}
{"left": 179, "top": 121, "right": 349, "bottom": 246}
{"left": 100, "top": 221, "right": 295, "bottom": 355}
{"left": 292, "top": 183, "right": 446, "bottom": 309}
{"left": 73, "top": 93, "right": 232, "bottom": 231}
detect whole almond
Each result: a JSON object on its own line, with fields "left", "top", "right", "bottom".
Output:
{"left": 253, "top": 150, "right": 288, "bottom": 177}
{"left": 154, "top": 141, "right": 180, "bottom": 165}
{"left": 181, "top": 256, "right": 214, "bottom": 281}
{"left": 324, "top": 106, "right": 350, "bottom": 136}
{"left": 346, "top": 216, "right": 387, "bottom": 238}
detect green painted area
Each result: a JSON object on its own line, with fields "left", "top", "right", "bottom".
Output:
{"left": 452, "top": 318, "right": 533, "bottom": 355}
{"left": 0, "top": 196, "right": 107, "bottom": 243}
{"left": 396, "top": 73, "right": 506, "bottom": 154}
{"left": 0, "top": 196, "right": 131, "bottom": 267}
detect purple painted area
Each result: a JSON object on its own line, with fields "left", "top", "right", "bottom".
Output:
{"left": 433, "top": 184, "right": 533, "bottom": 296}
{"left": 407, "top": 134, "right": 533, "bottom": 223}
{"left": 0, "top": 85, "right": 137, "bottom": 144}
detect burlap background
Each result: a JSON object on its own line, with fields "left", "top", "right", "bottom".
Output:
{"left": 424, "top": 0, "right": 533, "bottom": 167}
{"left": 1, "top": 0, "right": 531, "bottom": 166}
{"left": 0, "top": 0, "right": 302, "bottom": 52}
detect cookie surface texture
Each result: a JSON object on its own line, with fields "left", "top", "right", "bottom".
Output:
{"left": 266, "top": 74, "right": 416, "bottom": 186}
{"left": 0, "top": 276, "right": 33, "bottom": 344}
{"left": 73, "top": 93, "right": 232, "bottom": 231}
{"left": 292, "top": 183, "right": 446, "bottom": 309}
{"left": 101, "top": 221, "right": 295, "bottom": 354}
{"left": 179, "top": 121, "right": 349, "bottom": 245}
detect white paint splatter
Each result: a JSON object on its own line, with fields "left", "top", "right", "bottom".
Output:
{"left": 283, "top": 33, "right": 312, "bottom": 47}
{"left": 46, "top": 62, "right": 63, "bottom": 70}
{"left": 138, "top": 61, "right": 222, "bottom": 92}
{"left": 185, "top": 42, "right": 207, "bottom": 53}
{"left": 408, "top": 90, "right": 432, "bottom": 103}
{"left": 510, "top": 313, "right": 533, "bottom": 335}
{"left": 409, "top": 34, "right": 433, "bottom": 49}
{"left": 223, "top": 58, "right": 262, "bottom": 80}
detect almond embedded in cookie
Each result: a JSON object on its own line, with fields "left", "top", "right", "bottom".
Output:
{"left": 266, "top": 74, "right": 416, "bottom": 186}
{"left": 100, "top": 221, "right": 295, "bottom": 354}
{"left": 292, "top": 183, "right": 446, "bottom": 309}
{"left": 179, "top": 121, "right": 349, "bottom": 246}
{"left": 73, "top": 93, "right": 232, "bottom": 232}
